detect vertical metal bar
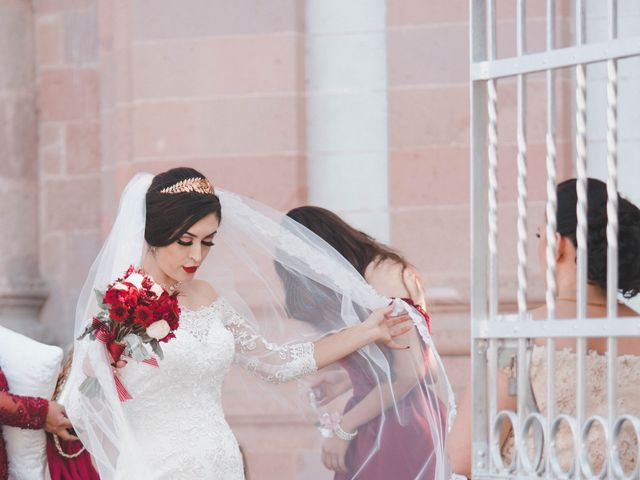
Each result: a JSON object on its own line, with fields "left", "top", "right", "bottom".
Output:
{"left": 575, "top": 0, "right": 588, "bottom": 476}
{"left": 485, "top": 0, "right": 498, "bottom": 474}
{"left": 606, "top": 1, "right": 619, "bottom": 478}
{"left": 516, "top": 0, "right": 528, "bottom": 475}
{"left": 470, "top": 0, "right": 490, "bottom": 476}
{"left": 487, "top": 0, "right": 499, "bottom": 326}
{"left": 545, "top": 0, "right": 558, "bottom": 476}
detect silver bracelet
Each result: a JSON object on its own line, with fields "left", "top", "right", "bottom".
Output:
{"left": 334, "top": 423, "right": 358, "bottom": 441}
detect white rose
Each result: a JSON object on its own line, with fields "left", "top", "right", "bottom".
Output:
{"left": 150, "top": 282, "right": 164, "bottom": 297}
{"left": 125, "top": 272, "right": 145, "bottom": 289}
{"left": 146, "top": 320, "right": 170, "bottom": 340}
{"left": 111, "top": 281, "right": 128, "bottom": 291}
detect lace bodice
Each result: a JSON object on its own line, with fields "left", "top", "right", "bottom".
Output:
{"left": 529, "top": 345, "right": 640, "bottom": 473}
{"left": 502, "top": 346, "right": 640, "bottom": 474}
{"left": 117, "top": 297, "right": 317, "bottom": 479}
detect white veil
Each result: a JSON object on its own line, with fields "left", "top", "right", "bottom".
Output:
{"left": 64, "top": 172, "right": 456, "bottom": 479}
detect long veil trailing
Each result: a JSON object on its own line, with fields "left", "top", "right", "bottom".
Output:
{"left": 63, "top": 173, "right": 456, "bottom": 479}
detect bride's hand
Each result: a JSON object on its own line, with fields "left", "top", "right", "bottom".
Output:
{"left": 362, "top": 304, "right": 413, "bottom": 350}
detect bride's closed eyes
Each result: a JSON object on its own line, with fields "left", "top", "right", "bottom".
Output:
{"left": 178, "top": 239, "right": 215, "bottom": 247}
{"left": 177, "top": 232, "right": 216, "bottom": 247}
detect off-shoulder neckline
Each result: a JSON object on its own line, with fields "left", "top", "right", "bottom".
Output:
{"left": 179, "top": 296, "right": 223, "bottom": 313}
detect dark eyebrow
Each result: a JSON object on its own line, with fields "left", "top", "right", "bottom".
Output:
{"left": 182, "top": 230, "right": 218, "bottom": 239}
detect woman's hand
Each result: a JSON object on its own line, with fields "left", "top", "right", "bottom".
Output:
{"left": 362, "top": 304, "right": 413, "bottom": 350}
{"left": 321, "top": 435, "right": 351, "bottom": 473}
{"left": 45, "top": 401, "right": 78, "bottom": 441}
{"left": 309, "top": 369, "right": 352, "bottom": 406}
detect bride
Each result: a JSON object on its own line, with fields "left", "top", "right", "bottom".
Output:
{"left": 63, "top": 167, "right": 453, "bottom": 479}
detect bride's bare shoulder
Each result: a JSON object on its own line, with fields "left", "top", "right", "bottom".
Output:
{"left": 181, "top": 280, "right": 219, "bottom": 304}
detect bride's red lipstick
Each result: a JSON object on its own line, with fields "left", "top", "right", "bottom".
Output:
{"left": 183, "top": 266, "right": 198, "bottom": 274}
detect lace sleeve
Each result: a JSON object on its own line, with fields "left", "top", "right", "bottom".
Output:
{"left": 219, "top": 299, "right": 318, "bottom": 383}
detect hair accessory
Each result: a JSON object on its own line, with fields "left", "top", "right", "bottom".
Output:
{"left": 159, "top": 177, "right": 215, "bottom": 195}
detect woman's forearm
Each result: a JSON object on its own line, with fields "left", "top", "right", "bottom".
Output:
{"left": 340, "top": 376, "right": 418, "bottom": 432}
{"left": 312, "top": 323, "right": 378, "bottom": 370}
{"left": 339, "top": 328, "right": 426, "bottom": 432}
{"left": 0, "top": 391, "right": 49, "bottom": 430}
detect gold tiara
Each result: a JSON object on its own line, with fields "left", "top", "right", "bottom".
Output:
{"left": 159, "top": 177, "right": 215, "bottom": 195}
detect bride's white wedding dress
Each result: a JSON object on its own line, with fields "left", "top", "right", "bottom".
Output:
{"left": 117, "top": 297, "right": 317, "bottom": 480}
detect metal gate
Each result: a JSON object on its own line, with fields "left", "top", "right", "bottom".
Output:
{"left": 470, "top": 0, "right": 640, "bottom": 478}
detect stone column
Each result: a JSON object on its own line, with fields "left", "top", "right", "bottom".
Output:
{"left": 305, "top": 0, "right": 390, "bottom": 242}
{"left": 0, "top": 1, "right": 48, "bottom": 339}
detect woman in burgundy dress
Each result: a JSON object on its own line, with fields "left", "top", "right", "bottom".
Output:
{"left": 0, "top": 367, "right": 75, "bottom": 480}
{"left": 285, "top": 206, "right": 450, "bottom": 479}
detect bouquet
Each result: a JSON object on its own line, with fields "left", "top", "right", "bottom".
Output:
{"left": 77, "top": 265, "right": 181, "bottom": 400}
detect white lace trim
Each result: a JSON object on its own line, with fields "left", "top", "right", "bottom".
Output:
{"left": 219, "top": 190, "right": 386, "bottom": 310}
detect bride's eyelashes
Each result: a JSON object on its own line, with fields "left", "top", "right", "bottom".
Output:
{"left": 177, "top": 239, "right": 215, "bottom": 247}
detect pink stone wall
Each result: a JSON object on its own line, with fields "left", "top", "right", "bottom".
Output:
{"left": 2, "top": 0, "right": 579, "bottom": 477}
{"left": 34, "top": 0, "right": 102, "bottom": 341}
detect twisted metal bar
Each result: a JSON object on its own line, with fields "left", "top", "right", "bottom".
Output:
{"left": 516, "top": 89, "right": 528, "bottom": 317}
{"left": 606, "top": 46, "right": 619, "bottom": 313}
{"left": 545, "top": 2, "right": 557, "bottom": 477}
{"left": 488, "top": 79, "right": 499, "bottom": 323}
{"left": 575, "top": 58, "right": 589, "bottom": 479}
{"left": 545, "top": 132, "right": 558, "bottom": 314}
{"left": 606, "top": 3, "right": 619, "bottom": 478}
{"left": 575, "top": 62, "right": 588, "bottom": 318}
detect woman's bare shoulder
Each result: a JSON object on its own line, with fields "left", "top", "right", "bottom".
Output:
{"left": 364, "top": 257, "right": 409, "bottom": 298}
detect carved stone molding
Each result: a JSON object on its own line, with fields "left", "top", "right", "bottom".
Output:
{"left": 0, "top": 276, "right": 49, "bottom": 340}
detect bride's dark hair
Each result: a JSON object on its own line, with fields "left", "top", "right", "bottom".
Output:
{"left": 145, "top": 167, "right": 221, "bottom": 247}
{"left": 556, "top": 178, "right": 640, "bottom": 298}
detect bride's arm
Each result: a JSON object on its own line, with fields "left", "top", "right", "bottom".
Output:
{"left": 221, "top": 300, "right": 411, "bottom": 384}
{"left": 228, "top": 303, "right": 411, "bottom": 383}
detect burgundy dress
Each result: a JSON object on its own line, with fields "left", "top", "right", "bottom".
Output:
{"left": 0, "top": 367, "right": 49, "bottom": 480}
{"left": 335, "top": 300, "right": 447, "bottom": 480}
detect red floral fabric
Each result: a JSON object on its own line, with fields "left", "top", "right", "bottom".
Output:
{"left": 0, "top": 367, "right": 49, "bottom": 480}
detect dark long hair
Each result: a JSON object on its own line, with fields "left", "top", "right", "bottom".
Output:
{"left": 286, "top": 206, "right": 410, "bottom": 276}
{"left": 556, "top": 178, "right": 640, "bottom": 299}
{"left": 145, "top": 167, "right": 221, "bottom": 247}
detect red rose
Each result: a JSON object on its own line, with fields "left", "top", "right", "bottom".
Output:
{"left": 159, "top": 332, "right": 175, "bottom": 343}
{"left": 141, "top": 276, "right": 153, "bottom": 290}
{"left": 109, "top": 303, "right": 129, "bottom": 322}
{"left": 123, "top": 288, "right": 140, "bottom": 308}
{"left": 125, "top": 265, "right": 136, "bottom": 277}
{"left": 134, "top": 305, "right": 153, "bottom": 327}
{"left": 103, "top": 288, "right": 125, "bottom": 306}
